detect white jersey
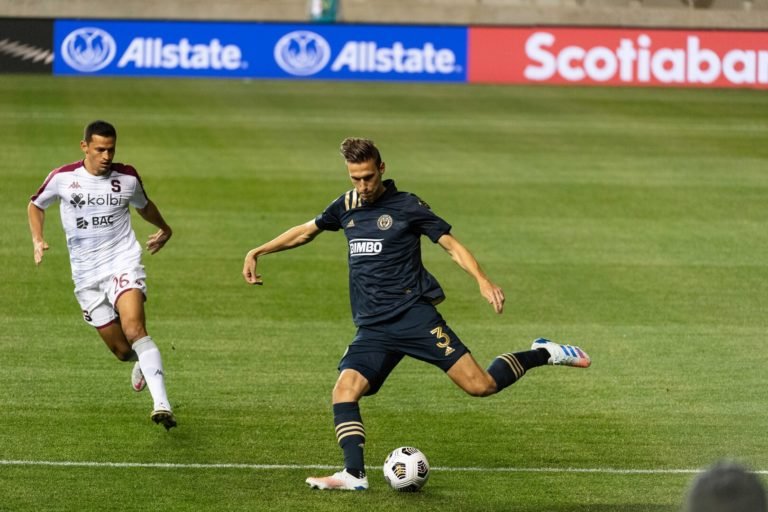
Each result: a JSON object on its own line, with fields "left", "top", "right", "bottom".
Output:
{"left": 31, "top": 160, "right": 149, "bottom": 291}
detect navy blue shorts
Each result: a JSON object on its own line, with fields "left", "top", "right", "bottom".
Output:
{"left": 338, "top": 301, "right": 470, "bottom": 396}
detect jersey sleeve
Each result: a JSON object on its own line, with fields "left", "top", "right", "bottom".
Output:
{"left": 314, "top": 194, "right": 345, "bottom": 232}
{"left": 129, "top": 178, "right": 149, "bottom": 209}
{"left": 30, "top": 171, "right": 61, "bottom": 210}
{"left": 407, "top": 194, "right": 451, "bottom": 243}
{"left": 117, "top": 165, "right": 149, "bottom": 209}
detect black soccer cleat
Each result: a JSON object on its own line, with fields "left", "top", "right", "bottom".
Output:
{"left": 150, "top": 409, "right": 177, "bottom": 431}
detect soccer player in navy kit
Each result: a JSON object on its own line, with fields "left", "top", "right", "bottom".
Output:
{"left": 242, "top": 138, "right": 591, "bottom": 490}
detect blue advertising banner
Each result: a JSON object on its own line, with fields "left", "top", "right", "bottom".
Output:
{"left": 53, "top": 20, "right": 467, "bottom": 82}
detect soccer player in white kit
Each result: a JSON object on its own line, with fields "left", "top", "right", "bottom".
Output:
{"left": 27, "top": 120, "right": 177, "bottom": 430}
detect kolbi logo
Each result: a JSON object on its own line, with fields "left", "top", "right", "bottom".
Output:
{"left": 274, "top": 31, "right": 331, "bottom": 76}
{"left": 86, "top": 193, "right": 124, "bottom": 206}
{"left": 70, "top": 193, "right": 85, "bottom": 208}
{"left": 60, "top": 27, "right": 117, "bottom": 72}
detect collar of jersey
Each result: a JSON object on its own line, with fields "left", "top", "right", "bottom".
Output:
{"left": 363, "top": 179, "right": 397, "bottom": 206}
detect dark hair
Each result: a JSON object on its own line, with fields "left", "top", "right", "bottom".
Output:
{"left": 84, "top": 120, "right": 117, "bottom": 142}
{"left": 340, "top": 137, "right": 382, "bottom": 167}
{"left": 685, "top": 461, "right": 767, "bottom": 512}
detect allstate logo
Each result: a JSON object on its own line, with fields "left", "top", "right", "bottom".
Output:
{"left": 60, "top": 27, "right": 117, "bottom": 72}
{"left": 273, "top": 31, "right": 331, "bottom": 76}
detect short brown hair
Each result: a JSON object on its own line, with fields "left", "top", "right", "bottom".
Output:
{"left": 340, "top": 138, "right": 382, "bottom": 167}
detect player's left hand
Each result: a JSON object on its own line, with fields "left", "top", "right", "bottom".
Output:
{"left": 147, "top": 228, "right": 172, "bottom": 254}
{"left": 480, "top": 279, "right": 505, "bottom": 314}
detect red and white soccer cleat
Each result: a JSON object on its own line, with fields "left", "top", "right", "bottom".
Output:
{"left": 306, "top": 470, "right": 369, "bottom": 491}
{"left": 131, "top": 361, "right": 146, "bottom": 392}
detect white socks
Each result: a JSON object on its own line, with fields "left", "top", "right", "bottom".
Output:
{"left": 132, "top": 336, "right": 171, "bottom": 411}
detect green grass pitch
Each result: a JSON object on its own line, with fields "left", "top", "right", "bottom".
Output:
{"left": 1, "top": 75, "right": 767, "bottom": 511}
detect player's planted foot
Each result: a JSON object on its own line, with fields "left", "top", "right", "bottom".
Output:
{"left": 531, "top": 338, "right": 591, "bottom": 368}
{"left": 150, "top": 409, "right": 177, "bottom": 430}
{"left": 131, "top": 361, "right": 146, "bottom": 392}
{"left": 306, "top": 470, "right": 369, "bottom": 491}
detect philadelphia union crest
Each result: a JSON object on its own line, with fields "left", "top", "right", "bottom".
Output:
{"left": 377, "top": 214, "right": 393, "bottom": 230}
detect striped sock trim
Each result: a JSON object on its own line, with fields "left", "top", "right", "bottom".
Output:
{"left": 497, "top": 353, "right": 526, "bottom": 380}
{"left": 335, "top": 421, "right": 365, "bottom": 444}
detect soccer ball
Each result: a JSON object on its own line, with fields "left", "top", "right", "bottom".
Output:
{"left": 382, "top": 446, "right": 430, "bottom": 492}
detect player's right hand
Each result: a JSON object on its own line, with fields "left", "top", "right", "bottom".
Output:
{"left": 242, "top": 251, "right": 263, "bottom": 285}
{"left": 479, "top": 279, "right": 505, "bottom": 314}
{"left": 33, "top": 239, "right": 49, "bottom": 266}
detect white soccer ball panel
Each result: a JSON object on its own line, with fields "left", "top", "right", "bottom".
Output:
{"left": 382, "top": 446, "right": 430, "bottom": 492}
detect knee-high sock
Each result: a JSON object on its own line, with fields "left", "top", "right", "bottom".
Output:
{"left": 132, "top": 336, "right": 170, "bottom": 411}
{"left": 486, "top": 349, "right": 549, "bottom": 392}
{"left": 334, "top": 402, "right": 365, "bottom": 478}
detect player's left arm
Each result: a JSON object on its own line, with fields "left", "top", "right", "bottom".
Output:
{"left": 437, "top": 233, "right": 505, "bottom": 314}
{"left": 136, "top": 200, "right": 172, "bottom": 255}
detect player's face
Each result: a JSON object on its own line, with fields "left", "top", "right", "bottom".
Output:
{"left": 80, "top": 135, "right": 116, "bottom": 176}
{"left": 347, "top": 158, "right": 385, "bottom": 203}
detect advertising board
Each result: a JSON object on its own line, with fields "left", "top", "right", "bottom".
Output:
{"left": 53, "top": 20, "right": 467, "bottom": 82}
{"left": 469, "top": 27, "right": 768, "bottom": 89}
{"left": 0, "top": 18, "right": 54, "bottom": 74}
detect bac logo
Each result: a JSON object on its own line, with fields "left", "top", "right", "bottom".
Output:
{"left": 92, "top": 215, "right": 114, "bottom": 227}
{"left": 273, "top": 31, "right": 331, "bottom": 76}
{"left": 61, "top": 27, "right": 117, "bottom": 72}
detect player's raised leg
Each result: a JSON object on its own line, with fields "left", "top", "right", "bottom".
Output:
{"left": 446, "top": 353, "right": 498, "bottom": 396}
{"left": 116, "top": 289, "right": 176, "bottom": 430}
{"left": 448, "top": 339, "right": 590, "bottom": 396}
{"left": 448, "top": 351, "right": 549, "bottom": 396}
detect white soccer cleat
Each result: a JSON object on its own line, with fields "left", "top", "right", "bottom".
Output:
{"left": 131, "top": 361, "right": 146, "bottom": 392}
{"left": 532, "top": 338, "right": 591, "bottom": 368}
{"left": 306, "top": 470, "right": 369, "bottom": 491}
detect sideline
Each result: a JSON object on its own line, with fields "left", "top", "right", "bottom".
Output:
{"left": 3, "top": 459, "right": 765, "bottom": 474}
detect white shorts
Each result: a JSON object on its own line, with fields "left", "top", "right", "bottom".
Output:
{"left": 74, "top": 266, "right": 147, "bottom": 328}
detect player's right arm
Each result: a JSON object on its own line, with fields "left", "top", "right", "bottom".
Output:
{"left": 27, "top": 202, "right": 49, "bottom": 266}
{"left": 242, "top": 219, "right": 321, "bottom": 285}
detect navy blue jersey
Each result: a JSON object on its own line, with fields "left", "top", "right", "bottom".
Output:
{"left": 315, "top": 179, "right": 452, "bottom": 327}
